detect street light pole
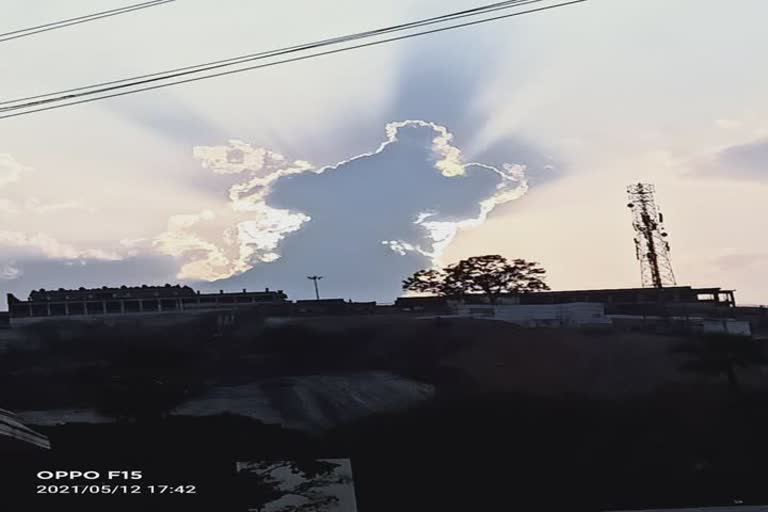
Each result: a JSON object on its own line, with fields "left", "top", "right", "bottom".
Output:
{"left": 307, "top": 275, "right": 323, "bottom": 300}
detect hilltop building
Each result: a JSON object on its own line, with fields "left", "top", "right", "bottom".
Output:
{"left": 7, "top": 284, "right": 288, "bottom": 320}
{"left": 396, "top": 286, "right": 759, "bottom": 336}
{"left": 395, "top": 286, "right": 737, "bottom": 314}
{"left": 5, "top": 282, "right": 759, "bottom": 336}
{"left": 294, "top": 299, "right": 377, "bottom": 315}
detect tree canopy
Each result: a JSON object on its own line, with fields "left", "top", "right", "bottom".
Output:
{"left": 403, "top": 255, "right": 549, "bottom": 303}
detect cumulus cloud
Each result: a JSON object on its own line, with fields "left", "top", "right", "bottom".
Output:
{"left": 695, "top": 137, "right": 768, "bottom": 180}
{"left": 157, "top": 120, "right": 528, "bottom": 301}
{"left": 194, "top": 141, "right": 289, "bottom": 176}
{"left": 0, "top": 155, "right": 112, "bottom": 274}
{"left": 0, "top": 158, "right": 92, "bottom": 217}
{"left": 0, "top": 231, "right": 123, "bottom": 261}
{"left": 0, "top": 156, "right": 97, "bottom": 217}
{"left": 0, "top": 229, "right": 132, "bottom": 299}
{"left": 154, "top": 210, "right": 246, "bottom": 281}
{"left": 154, "top": 147, "right": 313, "bottom": 280}
{"left": 23, "top": 197, "right": 98, "bottom": 215}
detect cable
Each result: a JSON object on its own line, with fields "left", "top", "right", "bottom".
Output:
{"left": 0, "top": 0, "right": 578, "bottom": 117}
{"left": 0, "top": 0, "right": 541, "bottom": 109}
{"left": 0, "top": 0, "right": 175, "bottom": 43}
{"left": 0, "top": 0, "right": 586, "bottom": 120}
{"left": 0, "top": 0, "right": 176, "bottom": 44}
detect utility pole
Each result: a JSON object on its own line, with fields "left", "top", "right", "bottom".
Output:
{"left": 307, "top": 275, "right": 323, "bottom": 300}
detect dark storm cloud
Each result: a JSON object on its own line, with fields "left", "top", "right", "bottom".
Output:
{"left": 197, "top": 122, "right": 522, "bottom": 302}
{"left": 113, "top": 19, "right": 556, "bottom": 302}
{"left": 178, "top": 27, "right": 553, "bottom": 302}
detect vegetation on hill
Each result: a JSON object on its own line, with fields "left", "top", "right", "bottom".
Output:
{"left": 673, "top": 333, "right": 768, "bottom": 393}
{"left": 402, "top": 254, "right": 550, "bottom": 303}
{"left": 3, "top": 312, "right": 768, "bottom": 509}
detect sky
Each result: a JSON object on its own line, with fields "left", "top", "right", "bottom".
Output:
{"left": 1, "top": 0, "right": 767, "bottom": 306}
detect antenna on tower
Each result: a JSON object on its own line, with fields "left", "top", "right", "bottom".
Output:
{"left": 626, "top": 183, "right": 676, "bottom": 288}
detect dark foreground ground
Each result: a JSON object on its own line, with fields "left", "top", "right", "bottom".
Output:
{"left": 5, "top": 390, "right": 768, "bottom": 512}
{"left": 2, "top": 315, "right": 768, "bottom": 511}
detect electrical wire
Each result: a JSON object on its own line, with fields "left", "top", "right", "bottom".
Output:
{"left": 0, "top": 0, "right": 176, "bottom": 44}
{"left": 0, "top": 0, "right": 541, "bottom": 110}
{"left": 0, "top": 0, "right": 586, "bottom": 120}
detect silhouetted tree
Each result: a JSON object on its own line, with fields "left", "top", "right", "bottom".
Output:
{"left": 403, "top": 255, "right": 549, "bottom": 304}
{"left": 674, "top": 334, "right": 768, "bottom": 394}
{"left": 401, "top": 269, "right": 449, "bottom": 296}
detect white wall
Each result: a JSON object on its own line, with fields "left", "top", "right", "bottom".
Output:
{"left": 702, "top": 319, "right": 752, "bottom": 337}
{"left": 455, "top": 303, "right": 610, "bottom": 327}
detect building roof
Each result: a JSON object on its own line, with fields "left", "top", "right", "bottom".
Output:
{"left": 8, "top": 285, "right": 287, "bottom": 305}
{"left": 511, "top": 286, "right": 731, "bottom": 295}
{"left": 296, "top": 299, "right": 348, "bottom": 304}
{"left": 25, "top": 284, "right": 196, "bottom": 302}
{"left": 203, "top": 288, "right": 286, "bottom": 298}
{"left": 396, "top": 286, "right": 736, "bottom": 305}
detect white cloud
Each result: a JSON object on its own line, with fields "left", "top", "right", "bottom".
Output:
{"left": 193, "top": 141, "right": 287, "bottom": 175}
{"left": 152, "top": 207, "right": 306, "bottom": 281}
{"left": 0, "top": 262, "right": 21, "bottom": 280}
{"left": 153, "top": 147, "right": 315, "bottom": 280}
{"left": 0, "top": 155, "right": 109, "bottom": 267}
{"left": 153, "top": 229, "right": 233, "bottom": 281}
{"left": 23, "top": 197, "right": 98, "bottom": 215}
{"left": 382, "top": 240, "right": 418, "bottom": 256}
{"left": 0, "top": 231, "right": 122, "bottom": 261}
{"left": 153, "top": 204, "right": 310, "bottom": 282}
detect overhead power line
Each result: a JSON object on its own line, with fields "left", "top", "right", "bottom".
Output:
{"left": 0, "top": 0, "right": 541, "bottom": 110}
{"left": 0, "top": 0, "right": 569, "bottom": 114}
{"left": 0, "top": 0, "right": 586, "bottom": 120}
{"left": 0, "top": 0, "right": 176, "bottom": 44}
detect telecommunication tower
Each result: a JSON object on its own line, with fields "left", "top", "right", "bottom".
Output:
{"left": 626, "top": 183, "right": 676, "bottom": 288}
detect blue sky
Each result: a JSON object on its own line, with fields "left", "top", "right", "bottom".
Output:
{"left": 1, "top": 0, "right": 767, "bottom": 305}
